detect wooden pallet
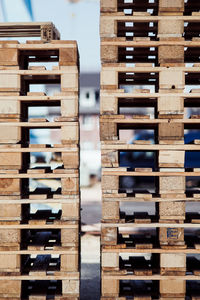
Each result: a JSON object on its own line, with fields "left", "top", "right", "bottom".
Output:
{"left": 101, "top": 39, "right": 200, "bottom": 65}
{"left": 0, "top": 170, "right": 79, "bottom": 196}
{"left": 101, "top": 0, "right": 199, "bottom": 15}
{"left": 0, "top": 68, "right": 79, "bottom": 95}
{"left": 0, "top": 93, "right": 79, "bottom": 120}
{"left": 100, "top": 65, "right": 200, "bottom": 91}
{"left": 0, "top": 22, "right": 60, "bottom": 41}
{"left": 0, "top": 40, "right": 79, "bottom": 68}
{"left": 100, "top": 15, "right": 200, "bottom": 40}
{"left": 100, "top": 90, "right": 200, "bottom": 117}
{"left": 0, "top": 223, "right": 79, "bottom": 251}
{"left": 0, "top": 278, "right": 79, "bottom": 299}
{"left": 0, "top": 121, "right": 79, "bottom": 144}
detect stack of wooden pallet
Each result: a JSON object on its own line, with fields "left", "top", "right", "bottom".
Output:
{"left": 0, "top": 24, "right": 80, "bottom": 299}
{"left": 100, "top": 0, "right": 200, "bottom": 299}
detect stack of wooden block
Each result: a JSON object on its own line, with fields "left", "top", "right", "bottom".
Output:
{"left": 100, "top": 0, "right": 200, "bottom": 299}
{"left": 0, "top": 23, "right": 80, "bottom": 300}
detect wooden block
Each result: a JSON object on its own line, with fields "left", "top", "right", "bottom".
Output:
{"left": 160, "top": 253, "right": 186, "bottom": 275}
{"left": 102, "top": 252, "right": 119, "bottom": 270}
{"left": 159, "top": 151, "right": 185, "bottom": 167}
{"left": 0, "top": 152, "right": 22, "bottom": 169}
{"left": 159, "top": 123, "right": 184, "bottom": 141}
{"left": 0, "top": 229, "right": 20, "bottom": 244}
{"left": 28, "top": 66, "right": 46, "bottom": 71}
{"left": 0, "top": 254, "right": 20, "bottom": 271}
{"left": 160, "top": 279, "right": 186, "bottom": 296}
{"left": 102, "top": 201, "right": 119, "bottom": 220}
{"left": 61, "top": 228, "right": 78, "bottom": 246}
{"left": 101, "top": 68, "right": 118, "bottom": 89}
{"left": 61, "top": 71, "right": 78, "bottom": 92}
{"left": 0, "top": 178, "right": 20, "bottom": 195}
{"left": 61, "top": 123, "right": 79, "bottom": 144}
{"left": 62, "top": 279, "right": 79, "bottom": 295}
{"left": 158, "top": 96, "right": 184, "bottom": 116}
{"left": 102, "top": 278, "right": 119, "bottom": 296}
{"left": 0, "top": 204, "right": 21, "bottom": 219}
{"left": 0, "top": 49, "right": 18, "bottom": 66}
{"left": 0, "top": 126, "right": 21, "bottom": 143}
{"left": 0, "top": 99, "right": 20, "bottom": 115}
{"left": 100, "top": 17, "right": 117, "bottom": 38}
{"left": 100, "top": 0, "right": 117, "bottom": 12}
{"left": 101, "top": 45, "right": 118, "bottom": 63}
{"left": 0, "top": 74, "right": 20, "bottom": 91}
{"left": 101, "top": 150, "right": 118, "bottom": 167}
{"left": 159, "top": 176, "right": 185, "bottom": 194}
{"left": 159, "top": 46, "right": 184, "bottom": 65}
{"left": 159, "top": 70, "right": 185, "bottom": 90}
{"left": 29, "top": 297, "right": 46, "bottom": 300}
{"left": 158, "top": 20, "right": 184, "bottom": 37}
{"left": 101, "top": 227, "right": 118, "bottom": 245}
{"left": 159, "top": 0, "right": 184, "bottom": 13}
{"left": 61, "top": 254, "right": 78, "bottom": 272}
{"left": 62, "top": 203, "right": 79, "bottom": 220}
{"left": 27, "top": 92, "right": 46, "bottom": 96}
{"left": 59, "top": 47, "right": 78, "bottom": 66}
{"left": 159, "top": 227, "right": 184, "bottom": 246}
{"left": 134, "top": 89, "right": 151, "bottom": 94}
{"left": 61, "top": 176, "right": 79, "bottom": 195}
{"left": 62, "top": 152, "right": 79, "bottom": 168}
{"left": 159, "top": 202, "right": 185, "bottom": 219}
{"left": 61, "top": 96, "right": 78, "bottom": 118}
{"left": 102, "top": 175, "right": 119, "bottom": 191}
{"left": 100, "top": 121, "right": 117, "bottom": 140}
{"left": 0, "top": 280, "right": 21, "bottom": 296}
{"left": 100, "top": 95, "right": 118, "bottom": 115}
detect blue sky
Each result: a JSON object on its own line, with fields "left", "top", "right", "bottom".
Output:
{"left": 0, "top": 0, "right": 100, "bottom": 72}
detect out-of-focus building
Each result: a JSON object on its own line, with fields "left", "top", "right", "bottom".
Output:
{"left": 45, "top": 72, "right": 100, "bottom": 186}
{"left": 79, "top": 73, "right": 100, "bottom": 186}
